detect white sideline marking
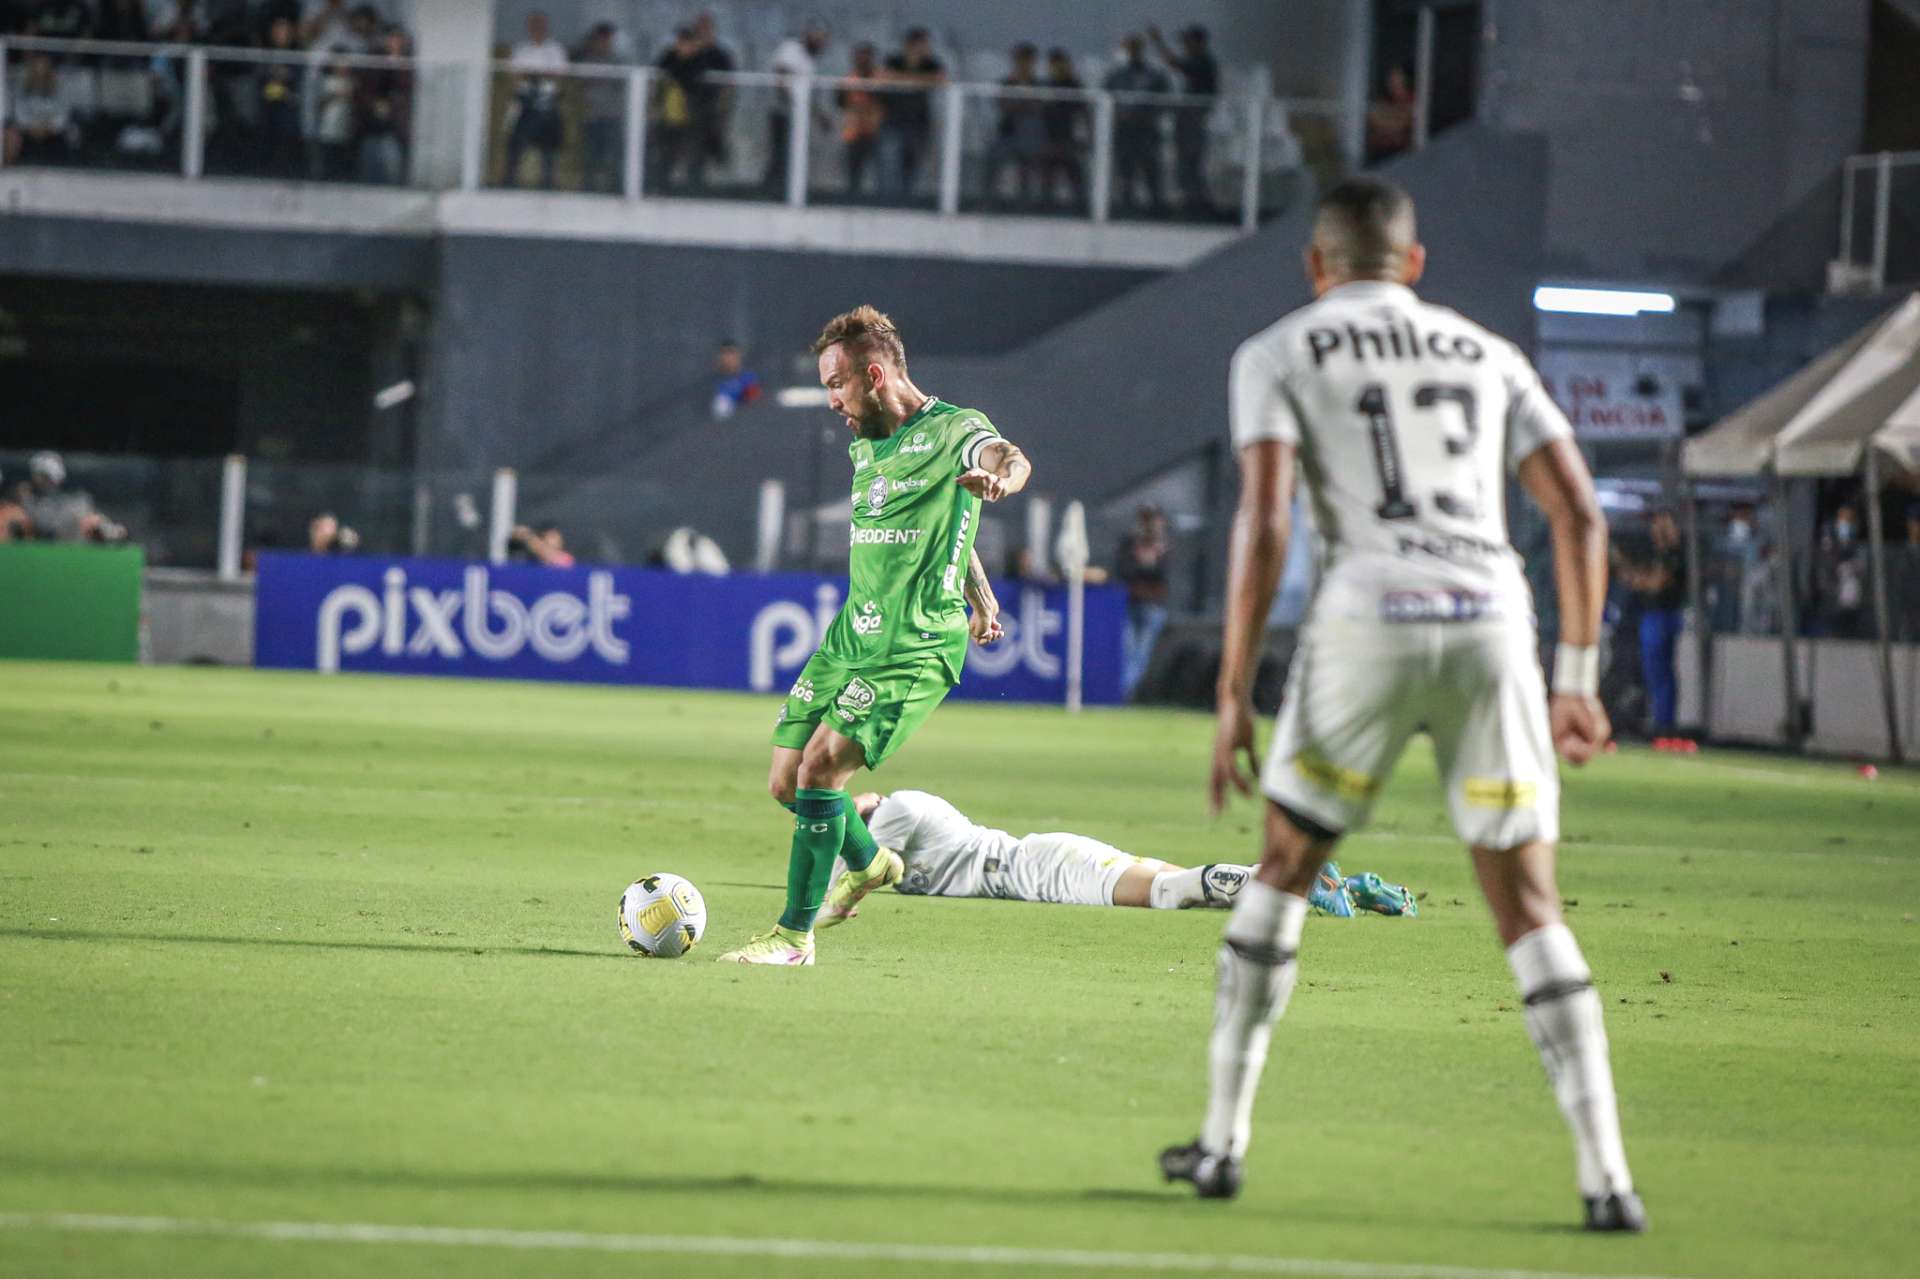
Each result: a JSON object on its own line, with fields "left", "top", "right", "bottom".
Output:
{"left": 0, "top": 1212, "right": 1690, "bottom": 1279}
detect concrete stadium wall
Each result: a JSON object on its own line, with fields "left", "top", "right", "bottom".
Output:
{"left": 1480, "top": 0, "right": 1871, "bottom": 283}
{"left": 420, "top": 237, "right": 1154, "bottom": 472}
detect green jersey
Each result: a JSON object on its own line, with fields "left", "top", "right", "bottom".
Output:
{"left": 819, "top": 398, "right": 1000, "bottom": 680}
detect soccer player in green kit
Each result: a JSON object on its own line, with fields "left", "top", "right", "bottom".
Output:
{"left": 718, "top": 305, "right": 1033, "bottom": 965}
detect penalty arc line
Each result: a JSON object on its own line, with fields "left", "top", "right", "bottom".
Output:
{"left": 0, "top": 1212, "right": 1696, "bottom": 1279}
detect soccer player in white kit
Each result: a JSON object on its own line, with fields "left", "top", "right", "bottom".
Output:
{"left": 1158, "top": 178, "right": 1645, "bottom": 1233}
{"left": 823, "top": 790, "right": 1257, "bottom": 913}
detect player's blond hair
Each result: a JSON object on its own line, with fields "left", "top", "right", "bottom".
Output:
{"left": 812, "top": 304, "right": 907, "bottom": 371}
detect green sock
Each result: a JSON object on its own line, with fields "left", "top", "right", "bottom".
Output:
{"left": 778, "top": 788, "right": 845, "bottom": 933}
{"left": 840, "top": 802, "right": 881, "bottom": 873}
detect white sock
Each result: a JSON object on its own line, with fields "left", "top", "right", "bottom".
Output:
{"left": 1507, "top": 923, "right": 1634, "bottom": 1198}
{"left": 1201, "top": 881, "right": 1308, "bottom": 1157}
{"left": 1149, "top": 867, "right": 1204, "bottom": 909}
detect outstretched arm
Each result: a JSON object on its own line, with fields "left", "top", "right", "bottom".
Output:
{"left": 1211, "top": 440, "right": 1294, "bottom": 814}
{"left": 1518, "top": 438, "right": 1611, "bottom": 765}
{"left": 963, "top": 548, "right": 1003, "bottom": 645}
{"left": 958, "top": 438, "right": 1032, "bottom": 502}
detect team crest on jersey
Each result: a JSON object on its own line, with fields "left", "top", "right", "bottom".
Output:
{"left": 866, "top": 475, "right": 888, "bottom": 513}
{"left": 850, "top": 600, "right": 885, "bottom": 637}
{"left": 900, "top": 430, "right": 934, "bottom": 455}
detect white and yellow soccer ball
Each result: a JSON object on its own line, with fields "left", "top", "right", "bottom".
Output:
{"left": 618, "top": 874, "right": 707, "bottom": 958}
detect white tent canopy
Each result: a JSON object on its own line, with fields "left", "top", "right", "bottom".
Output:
{"left": 1682, "top": 292, "right": 1920, "bottom": 479}
{"left": 1679, "top": 291, "right": 1917, "bottom": 764}
{"left": 1875, "top": 366, "right": 1920, "bottom": 476}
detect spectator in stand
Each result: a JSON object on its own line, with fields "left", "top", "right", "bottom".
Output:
{"left": 838, "top": 40, "right": 884, "bottom": 196}
{"left": 1039, "top": 48, "right": 1087, "bottom": 210}
{"left": 14, "top": 452, "right": 127, "bottom": 543}
{"left": 342, "top": 4, "right": 382, "bottom": 54}
{"left": 251, "top": 1, "right": 302, "bottom": 36}
{"left": 1103, "top": 35, "right": 1170, "bottom": 216}
{"left": 985, "top": 43, "right": 1047, "bottom": 210}
{"left": 1147, "top": 23, "right": 1217, "bottom": 216}
{"left": 150, "top": 0, "right": 210, "bottom": 40}
{"left": 651, "top": 24, "right": 707, "bottom": 191}
{"left": 763, "top": 19, "right": 827, "bottom": 195}
{"left": 1115, "top": 505, "right": 1172, "bottom": 698}
{"left": 5, "top": 53, "right": 77, "bottom": 167}
{"left": 310, "top": 51, "right": 359, "bottom": 178}
{"left": 879, "top": 27, "right": 944, "bottom": 199}
{"left": 1813, "top": 503, "right": 1870, "bottom": 639}
{"left": 308, "top": 511, "right": 360, "bottom": 553}
{"left": 249, "top": 15, "right": 306, "bottom": 177}
{"left": 1366, "top": 63, "right": 1417, "bottom": 162}
{"left": 1896, "top": 504, "right": 1920, "bottom": 642}
{"left": 572, "top": 21, "right": 624, "bottom": 193}
{"left": 687, "top": 11, "right": 737, "bottom": 183}
{"left": 710, "top": 339, "right": 762, "bottom": 419}
{"left": 354, "top": 23, "right": 412, "bottom": 184}
{"left": 503, "top": 9, "right": 567, "bottom": 189}
{"left": 1615, "top": 509, "right": 1686, "bottom": 740}
{"left": 353, "top": 22, "right": 412, "bottom": 183}
{"left": 512, "top": 524, "right": 576, "bottom": 567}
{"left": 301, "top": 0, "right": 357, "bottom": 53}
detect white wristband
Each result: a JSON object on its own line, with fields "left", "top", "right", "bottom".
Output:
{"left": 1552, "top": 644, "right": 1599, "bottom": 696}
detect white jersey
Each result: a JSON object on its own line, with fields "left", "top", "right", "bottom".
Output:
{"left": 865, "top": 790, "right": 1150, "bottom": 906}
{"left": 1230, "top": 280, "right": 1572, "bottom": 623}
{"left": 866, "top": 790, "right": 1018, "bottom": 899}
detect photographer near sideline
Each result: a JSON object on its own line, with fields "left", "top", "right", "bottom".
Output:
{"left": 13, "top": 452, "right": 126, "bottom": 544}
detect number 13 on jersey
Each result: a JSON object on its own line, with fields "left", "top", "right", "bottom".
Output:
{"left": 1356, "top": 381, "right": 1483, "bottom": 523}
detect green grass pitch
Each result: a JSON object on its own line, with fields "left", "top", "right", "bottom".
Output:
{"left": 1, "top": 660, "right": 1915, "bottom": 1278}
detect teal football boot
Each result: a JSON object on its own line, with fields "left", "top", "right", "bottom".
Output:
{"left": 1310, "top": 860, "right": 1355, "bottom": 916}
{"left": 1346, "top": 872, "right": 1418, "bottom": 917}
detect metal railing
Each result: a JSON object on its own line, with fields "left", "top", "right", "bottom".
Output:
{"left": 478, "top": 64, "right": 1347, "bottom": 229}
{"left": 1837, "top": 150, "right": 1920, "bottom": 292}
{"left": 0, "top": 34, "right": 463, "bottom": 188}
{"left": 1, "top": 36, "right": 1354, "bottom": 231}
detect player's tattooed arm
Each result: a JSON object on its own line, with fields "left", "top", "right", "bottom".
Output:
{"left": 958, "top": 439, "right": 1031, "bottom": 502}
{"left": 963, "top": 549, "right": 1004, "bottom": 645}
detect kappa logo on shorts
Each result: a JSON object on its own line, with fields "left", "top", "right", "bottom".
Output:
{"left": 836, "top": 678, "right": 877, "bottom": 717}
{"left": 850, "top": 600, "right": 885, "bottom": 637}
{"left": 866, "top": 475, "right": 888, "bottom": 513}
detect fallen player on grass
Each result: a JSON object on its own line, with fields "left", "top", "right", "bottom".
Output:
{"left": 818, "top": 789, "right": 1417, "bottom": 926}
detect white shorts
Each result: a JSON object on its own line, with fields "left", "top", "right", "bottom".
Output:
{"left": 1262, "top": 616, "right": 1559, "bottom": 849}
{"left": 984, "top": 833, "right": 1163, "bottom": 907}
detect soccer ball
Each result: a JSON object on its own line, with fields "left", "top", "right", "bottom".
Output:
{"left": 618, "top": 874, "right": 707, "bottom": 958}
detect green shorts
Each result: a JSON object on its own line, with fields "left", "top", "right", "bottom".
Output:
{"left": 770, "top": 650, "right": 956, "bottom": 769}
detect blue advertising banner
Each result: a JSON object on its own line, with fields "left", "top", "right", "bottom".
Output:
{"left": 253, "top": 553, "right": 1127, "bottom": 705}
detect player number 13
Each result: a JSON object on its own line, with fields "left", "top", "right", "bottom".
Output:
{"left": 1355, "top": 381, "right": 1480, "bottom": 522}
